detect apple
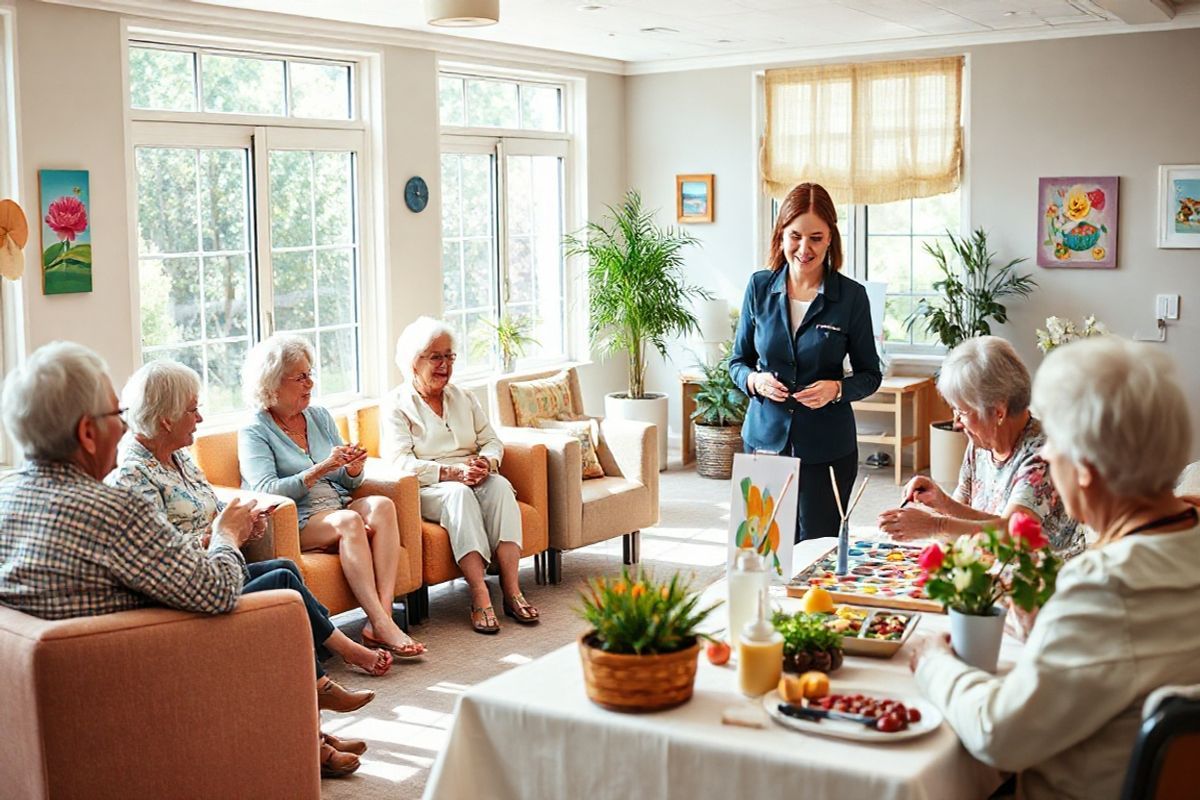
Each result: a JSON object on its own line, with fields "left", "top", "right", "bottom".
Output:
{"left": 706, "top": 639, "right": 731, "bottom": 666}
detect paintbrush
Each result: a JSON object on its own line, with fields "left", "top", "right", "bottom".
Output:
{"left": 844, "top": 475, "right": 870, "bottom": 520}
{"left": 829, "top": 465, "right": 846, "bottom": 522}
{"left": 758, "top": 472, "right": 795, "bottom": 547}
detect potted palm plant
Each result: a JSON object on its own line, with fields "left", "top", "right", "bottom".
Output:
{"left": 907, "top": 228, "right": 1037, "bottom": 484}
{"left": 478, "top": 314, "right": 539, "bottom": 373}
{"left": 690, "top": 344, "right": 747, "bottom": 479}
{"left": 564, "top": 191, "right": 710, "bottom": 468}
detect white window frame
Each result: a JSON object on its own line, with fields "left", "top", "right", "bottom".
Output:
{"left": 124, "top": 33, "right": 378, "bottom": 425}
{"left": 438, "top": 65, "right": 580, "bottom": 379}
{"left": 0, "top": 5, "right": 21, "bottom": 467}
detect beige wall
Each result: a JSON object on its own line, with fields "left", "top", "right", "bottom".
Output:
{"left": 626, "top": 28, "right": 1200, "bottom": 460}
{"left": 6, "top": 0, "right": 625, "bottom": 419}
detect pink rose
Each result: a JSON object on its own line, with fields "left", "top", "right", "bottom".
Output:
{"left": 1009, "top": 511, "right": 1048, "bottom": 550}
{"left": 44, "top": 195, "right": 88, "bottom": 242}
{"left": 1087, "top": 189, "right": 1106, "bottom": 212}
{"left": 918, "top": 543, "right": 945, "bottom": 574}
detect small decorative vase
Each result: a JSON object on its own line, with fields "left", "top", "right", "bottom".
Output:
{"left": 948, "top": 606, "right": 1007, "bottom": 673}
{"left": 578, "top": 631, "right": 700, "bottom": 713}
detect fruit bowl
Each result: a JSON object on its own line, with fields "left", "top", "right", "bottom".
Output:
{"left": 1062, "top": 223, "right": 1101, "bottom": 252}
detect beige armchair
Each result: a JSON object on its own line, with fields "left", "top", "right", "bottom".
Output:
{"left": 0, "top": 591, "right": 320, "bottom": 799}
{"left": 493, "top": 367, "right": 659, "bottom": 583}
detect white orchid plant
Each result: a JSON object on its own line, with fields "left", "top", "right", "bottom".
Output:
{"left": 1035, "top": 315, "right": 1107, "bottom": 354}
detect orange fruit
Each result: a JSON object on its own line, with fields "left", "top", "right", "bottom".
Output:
{"left": 778, "top": 674, "right": 806, "bottom": 704}
{"left": 799, "top": 671, "right": 830, "bottom": 699}
{"left": 801, "top": 586, "right": 834, "bottom": 614}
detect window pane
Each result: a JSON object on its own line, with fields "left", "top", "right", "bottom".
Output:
{"left": 913, "top": 236, "right": 951, "bottom": 293}
{"left": 883, "top": 295, "right": 913, "bottom": 345}
{"left": 137, "top": 148, "right": 198, "bottom": 255}
{"left": 270, "top": 150, "right": 314, "bottom": 248}
{"left": 464, "top": 310, "right": 497, "bottom": 372}
{"left": 913, "top": 192, "right": 960, "bottom": 236}
{"left": 439, "top": 76, "right": 465, "bottom": 126}
{"left": 313, "top": 152, "right": 354, "bottom": 245}
{"left": 144, "top": 345, "right": 203, "bottom": 380}
{"left": 205, "top": 339, "right": 249, "bottom": 413}
{"left": 317, "top": 249, "right": 356, "bottom": 326}
{"left": 147, "top": 256, "right": 201, "bottom": 342}
{"left": 520, "top": 84, "right": 561, "bottom": 131}
{"left": 465, "top": 78, "right": 518, "bottom": 128}
{"left": 441, "top": 152, "right": 496, "bottom": 372}
{"left": 273, "top": 250, "right": 315, "bottom": 331}
{"left": 868, "top": 199, "right": 911, "bottom": 235}
{"left": 199, "top": 148, "right": 248, "bottom": 252}
{"left": 442, "top": 240, "right": 462, "bottom": 310}
{"left": 202, "top": 53, "right": 285, "bottom": 115}
{"left": 290, "top": 62, "right": 351, "bottom": 120}
{"left": 866, "top": 235, "right": 911, "bottom": 293}
{"left": 318, "top": 327, "right": 358, "bottom": 395}
{"left": 505, "top": 154, "right": 564, "bottom": 361}
{"left": 441, "top": 155, "right": 462, "bottom": 238}
{"left": 203, "top": 255, "right": 250, "bottom": 339}
{"left": 462, "top": 239, "right": 495, "bottom": 309}
{"left": 460, "top": 154, "right": 494, "bottom": 238}
{"left": 129, "top": 47, "right": 195, "bottom": 111}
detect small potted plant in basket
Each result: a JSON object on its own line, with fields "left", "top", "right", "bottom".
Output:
{"left": 577, "top": 568, "right": 721, "bottom": 713}
{"left": 771, "top": 610, "right": 845, "bottom": 674}
{"left": 690, "top": 342, "right": 747, "bottom": 480}
{"left": 916, "top": 512, "right": 1061, "bottom": 672}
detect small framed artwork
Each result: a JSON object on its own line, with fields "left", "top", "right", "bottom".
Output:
{"left": 1036, "top": 176, "right": 1118, "bottom": 269}
{"left": 39, "top": 169, "right": 92, "bottom": 294}
{"left": 1158, "top": 164, "right": 1200, "bottom": 248}
{"left": 676, "top": 174, "right": 714, "bottom": 224}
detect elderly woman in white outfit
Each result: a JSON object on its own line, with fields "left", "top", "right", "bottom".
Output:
{"left": 908, "top": 336, "right": 1200, "bottom": 800}
{"left": 382, "top": 317, "right": 539, "bottom": 634}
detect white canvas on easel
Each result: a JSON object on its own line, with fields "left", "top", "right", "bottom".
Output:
{"left": 728, "top": 452, "right": 800, "bottom": 583}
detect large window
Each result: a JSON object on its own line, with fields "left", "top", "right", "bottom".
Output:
{"left": 129, "top": 43, "right": 365, "bottom": 413}
{"left": 438, "top": 71, "right": 569, "bottom": 375}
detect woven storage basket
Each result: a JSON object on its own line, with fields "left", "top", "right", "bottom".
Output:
{"left": 694, "top": 423, "right": 743, "bottom": 479}
{"left": 578, "top": 632, "right": 700, "bottom": 713}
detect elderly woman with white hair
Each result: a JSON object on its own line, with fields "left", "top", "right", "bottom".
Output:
{"left": 239, "top": 334, "right": 426, "bottom": 659}
{"left": 908, "top": 337, "right": 1200, "bottom": 799}
{"left": 878, "top": 335, "right": 1082, "bottom": 557}
{"left": 382, "top": 317, "right": 538, "bottom": 634}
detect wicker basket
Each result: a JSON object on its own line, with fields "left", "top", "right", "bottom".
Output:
{"left": 578, "top": 632, "right": 700, "bottom": 713}
{"left": 694, "top": 423, "right": 743, "bottom": 479}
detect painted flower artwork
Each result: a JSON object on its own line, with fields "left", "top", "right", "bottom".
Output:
{"left": 735, "top": 477, "right": 783, "bottom": 576}
{"left": 39, "top": 169, "right": 93, "bottom": 295}
{"left": 1036, "top": 176, "right": 1118, "bottom": 269}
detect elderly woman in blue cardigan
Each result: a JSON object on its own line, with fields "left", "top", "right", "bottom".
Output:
{"left": 238, "top": 334, "right": 426, "bottom": 659}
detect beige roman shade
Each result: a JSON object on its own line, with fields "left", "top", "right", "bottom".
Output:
{"left": 761, "top": 56, "right": 964, "bottom": 205}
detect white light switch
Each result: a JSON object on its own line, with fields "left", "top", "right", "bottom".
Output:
{"left": 1156, "top": 294, "right": 1180, "bottom": 320}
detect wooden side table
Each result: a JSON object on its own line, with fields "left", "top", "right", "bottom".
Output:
{"left": 852, "top": 376, "right": 934, "bottom": 485}
{"left": 680, "top": 371, "right": 705, "bottom": 465}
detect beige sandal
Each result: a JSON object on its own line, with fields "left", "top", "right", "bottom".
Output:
{"left": 470, "top": 605, "right": 500, "bottom": 634}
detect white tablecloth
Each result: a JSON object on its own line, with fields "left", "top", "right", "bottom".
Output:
{"left": 424, "top": 539, "right": 1015, "bottom": 800}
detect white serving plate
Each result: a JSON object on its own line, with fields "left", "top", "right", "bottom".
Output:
{"left": 761, "top": 685, "right": 943, "bottom": 743}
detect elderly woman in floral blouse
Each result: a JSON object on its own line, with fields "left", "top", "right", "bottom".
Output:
{"left": 106, "top": 361, "right": 392, "bottom": 710}
{"left": 877, "top": 336, "right": 1082, "bottom": 558}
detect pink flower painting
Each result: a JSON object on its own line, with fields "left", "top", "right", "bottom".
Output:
{"left": 44, "top": 195, "right": 89, "bottom": 242}
{"left": 39, "top": 169, "right": 93, "bottom": 295}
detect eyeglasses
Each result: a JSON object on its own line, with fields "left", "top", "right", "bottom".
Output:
{"left": 421, "top": 353, "right": 457, "bottom": 365}
{"left": 286, "top": 372, "right": 314, "bottom": 384}
{"left": 94, "top": 407, "right": 129, "bottom": 430}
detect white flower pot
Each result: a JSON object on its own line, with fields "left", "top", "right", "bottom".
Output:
{"left": 930, "top": 421, "right": 969, "bottom": 486}
{"left": 949, "top": 606, "right": 1007, "bottom": 673}
{"left": 605, "top": 392, "right": 668, "bottom": 471}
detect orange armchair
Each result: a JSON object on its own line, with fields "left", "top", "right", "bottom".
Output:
{"left": 351, "top": 403, "right": 550, "bottom": 619}
{"left": 191, "top": 427, "right": 424, "bottom": 620}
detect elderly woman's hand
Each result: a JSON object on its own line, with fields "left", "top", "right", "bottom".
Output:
{"left": 462, "top": 457, "right": 490, "bottom": 487}
{"left": 902, "top": 475, "right": 950, "bottom": 512}
{"left": 877, "top": 506, "right": 942, "bottom": 540}
{"left": 908, "top": 632, "right": 953, "bottom": 673}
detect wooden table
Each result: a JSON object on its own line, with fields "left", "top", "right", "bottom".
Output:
{"left": 852, "top": 376, "right": 934, "bottom": 485}
{"left": 680, "top": 370, "right": 705, "bottom": 464}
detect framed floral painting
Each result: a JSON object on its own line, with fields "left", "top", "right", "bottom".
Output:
{"left": 1157, "top": 164, "right": 1200, "bottom": 249}
{"left": 1036, "top": 176, "right": 1118, "bottom": 269}
{"left": 39, "top": 169, "right": 92, "bottom": 294}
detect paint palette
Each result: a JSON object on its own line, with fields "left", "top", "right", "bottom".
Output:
{"left": 786, "top": 540, "right": 945, "bottom": 613}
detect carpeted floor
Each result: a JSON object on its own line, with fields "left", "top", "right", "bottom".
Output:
{"left": 319, "top": 459, "right": 909, "bottom": 800}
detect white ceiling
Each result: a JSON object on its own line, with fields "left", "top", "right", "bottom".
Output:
{"left": 146, "top": 0, "right": 1200, "bottom": 72}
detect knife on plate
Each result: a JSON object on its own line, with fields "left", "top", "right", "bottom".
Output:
{"left": 777, "top": 703, "right": 879, "bottom": 728}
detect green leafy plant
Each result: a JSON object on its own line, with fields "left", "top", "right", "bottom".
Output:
{"left": 475, "top": 314, "right": 540, "bottom": 372}
{"left": 564, "top": 191, "right": 711, "bottom": 399}
{"left": 577, "top": 568, "right": 721, "bottom": 655}
{"left": 771, "top": 610, "right": 844, "bottom": 656}
{"left": 906, "top": 228, "right": 1037, "bottom": 348}
{"left": 690, "top": 344, "right": 746, "bottom": 427}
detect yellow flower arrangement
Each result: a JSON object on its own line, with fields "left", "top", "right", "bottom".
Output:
{"left": 1066, "top": 189, "right": 1091, "bottom": 221}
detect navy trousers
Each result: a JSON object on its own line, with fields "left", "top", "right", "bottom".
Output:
{"left": 243, "top": 558, "right": 334, "bottom": 678}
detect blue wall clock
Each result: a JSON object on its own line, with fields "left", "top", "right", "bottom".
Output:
{"left": 405, "top": 176, "right": 429, "bottom": 213}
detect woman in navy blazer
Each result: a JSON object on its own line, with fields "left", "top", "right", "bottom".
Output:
{"left": 729, "top": 183, "right": 881, "bottom": 542}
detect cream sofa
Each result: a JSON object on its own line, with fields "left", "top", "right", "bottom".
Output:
{"left": 0, "top": 591, "right": 320, "bottom": 799}
{"left": 492, "top": 367, "right": 659, "bottom": 583}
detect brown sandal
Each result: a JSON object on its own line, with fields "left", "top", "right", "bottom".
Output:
{"left": 469, "top": 605, "right": 500, "bottom": 635}
{"left": 502, "top": 593, "right": 539, "bottom": 624}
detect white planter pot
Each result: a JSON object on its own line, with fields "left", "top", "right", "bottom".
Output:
{"left": 929, "top": 422, "right": 968, "bottom": 486}
{"left": 948, "top": 606, "right": 1007, "bottom": 673}
{"left": 605, "top": 392, "right": 668, "bottom": 471}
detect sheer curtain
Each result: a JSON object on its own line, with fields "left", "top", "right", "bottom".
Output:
{"left": 761, "top": 56, "right": 963, "bottom": 204}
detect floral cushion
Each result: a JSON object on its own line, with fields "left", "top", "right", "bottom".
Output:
{"left": 509, "top": 371, "right": 574, "bottom": 427}
{"left": 533, "top": 416, "right": 605, "bottom": 479}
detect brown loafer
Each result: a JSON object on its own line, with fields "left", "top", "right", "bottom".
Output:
{"left": 322, "top": 731, "right": 368, "bottom": 756}
{"left": 317, "top": 678, "right": 375, "bottom": 713}
{"left": 320, "top": 741, "right": 361, "bottom": 778}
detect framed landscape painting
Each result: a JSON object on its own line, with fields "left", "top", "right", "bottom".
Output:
{"left": 1036, "top": 176, "right": 1118, "bottom": 269}
{"left": 39, "top": 169, "right": 92, "bottom": 294}
{"left": 1158, "top": 165, "right": 1200, "bottom": 248}
{"left": 676, "top": 174, "right": 714, "bottom": 224}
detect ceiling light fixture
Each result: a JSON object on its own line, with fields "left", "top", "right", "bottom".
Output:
{"left": 426, "top": 0, "right": 499, "bottom": 27}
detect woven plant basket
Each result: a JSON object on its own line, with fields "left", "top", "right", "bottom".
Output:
{"left": 694, "top": 423, "right": 743, "bottom": 479}
{"left": 578, "top": 632, "right": 700, "bottom": 713}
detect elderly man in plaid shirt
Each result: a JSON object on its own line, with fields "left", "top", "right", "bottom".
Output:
{"left": 0, "top": 341, "right": 257, "bottom": 618}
